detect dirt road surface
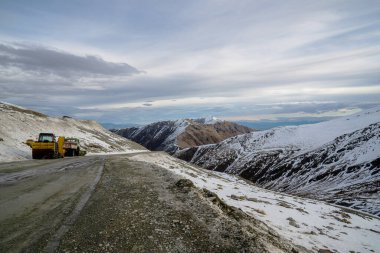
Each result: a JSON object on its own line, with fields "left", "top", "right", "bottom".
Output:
{"left": 0, "top": 153, "right": 302, "bottom": 253}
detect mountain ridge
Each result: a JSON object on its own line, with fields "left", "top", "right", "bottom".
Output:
{"left": 177, "top": 107, "right": 380, "bottom": 215}
{"left": 112, "top": 118, "right": 253, "bottom": 154}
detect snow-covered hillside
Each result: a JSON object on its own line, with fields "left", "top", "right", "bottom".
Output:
{"left": 113, "top": 119, "right": 190, "bottom": 154}
{"left": 113, "top": 118, "right": 252, "bottom": 154}
{"left": 130, "top": 152, "right": 380, "bottom": 253}
{"left": 0, "top": 102, "right": 146, "bottom": 162}
{"left": 180, "top": 108, "right": 380, "bottom": 215}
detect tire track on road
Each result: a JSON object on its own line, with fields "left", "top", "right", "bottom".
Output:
{"left": 44, "top": 157, "right": 106, "bottom": 253}
{"left": 0, "top": 157, "right": 98, "bottom": 184}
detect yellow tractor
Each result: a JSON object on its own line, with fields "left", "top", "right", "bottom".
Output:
{"left": 31, "top": 133, "right": 65, "bottom": 159}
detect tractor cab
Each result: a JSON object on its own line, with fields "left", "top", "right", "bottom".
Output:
{"left": 32, "top": 133, "right": 64, "bottom": 159}
{"left": 38, "top": 133, "right": 56, "bottom": 143}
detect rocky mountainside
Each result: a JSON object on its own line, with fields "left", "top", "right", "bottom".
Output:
{"left": 178, "top": 108, "right": 380, "bottom": 216}
{"left": 112, "top": 117, "right": 252, "bottom": 154}
{"left": 0, "top": 102, "right": 145, "bottom": 162}
{"left": 130, "top": 152, "right": 380, "bottom": 253}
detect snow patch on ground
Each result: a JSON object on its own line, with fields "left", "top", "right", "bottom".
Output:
{"left": 87, "top": 150, "right": 149, "bottom": 156}
{"left": 129, "top": 152, "right": 380, "bottom": 253}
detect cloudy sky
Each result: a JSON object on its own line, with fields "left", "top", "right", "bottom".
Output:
{"left": 0, "top": 0, "right": 379, "bottom": 125}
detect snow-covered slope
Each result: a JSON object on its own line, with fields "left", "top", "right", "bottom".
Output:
{"left": 113, "top": 119, "right": 190, "bottom": 154}
{"left": 0, "top": 102, "right": 146, "bottom": 162}
{"left": 180, "top": 108, "right": 380, "bottom": 215}
{"left": 130, "top": 152, "right": 380, "bottom": 253}
{"left": 113, "top": 118, "right": 252, "bottom": 154}
{"left": 193, "top": 116, "right": 221, "bottom": 124}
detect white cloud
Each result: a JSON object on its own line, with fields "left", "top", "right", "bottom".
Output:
{"left": 222, "top": 108, "right": 362, "bottom": 121}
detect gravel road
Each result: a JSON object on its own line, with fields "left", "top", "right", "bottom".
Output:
{"left": 0, "top": 153, "right": 302, "bottom": 253}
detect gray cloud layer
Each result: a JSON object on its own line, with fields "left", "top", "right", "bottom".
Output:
{"left": 0, "top": 1, "right": 379, "bottom": 124}
{"left": 0, "top": 43, "right": 140, "bottom": 77}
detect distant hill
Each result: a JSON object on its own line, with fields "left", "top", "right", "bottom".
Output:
{"left": 112, "top": 117, "right": 253, "bottom": 154}
{"left": 101, "top": 122, "right": 142, "bottom": 130}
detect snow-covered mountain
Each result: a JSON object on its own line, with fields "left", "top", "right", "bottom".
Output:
{"left": 179, "top": 108, "right": 380, "bottom": 216}
{"left": 0, "top": 102, "right": 145, "bottom": 162}
{"left": 112, "top": 118, "right": 252, "bottom": 154}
